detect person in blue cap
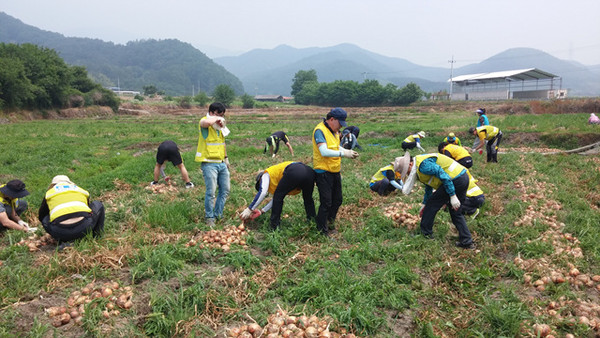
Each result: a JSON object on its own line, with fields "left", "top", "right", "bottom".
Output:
{"left": 312, "top": 108, "right": 359, "bottom": 236}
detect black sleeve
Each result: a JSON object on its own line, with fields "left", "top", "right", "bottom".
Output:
{"left": 384, "top": 170, "right": 396, "bottom": 181}
{"left": 38, "top": 199, "right": 49, "bottom": 222}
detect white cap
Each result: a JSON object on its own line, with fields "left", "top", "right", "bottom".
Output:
{"left": 51, "top": 175, "right": 73, "bottom": 185}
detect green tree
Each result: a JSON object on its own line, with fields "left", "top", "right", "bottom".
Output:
{"left": 360, "top": 79, "right": 387, "bottom": 106}
{"left": 212, "top": 84, "right": 235, "bottom": 107}
{"left": 143, "top": 85, "right": 158, "bottom": 96}
{"left": 294, "top": 82, "right": 320, "bottom": 105}
{"left": 291, "top": 69, "right": 318, "bottom": 97}
{"left": 240, "top": 94, "right": 255, "bottom": 109}
{"left": 0, "top": 57, "right": 34, "bottom": 109}
{"left": 194, "top": 91, "right": 210, "bottom": 107}
{"left": 391, "top": 82, "right": 424, "bottom": 105}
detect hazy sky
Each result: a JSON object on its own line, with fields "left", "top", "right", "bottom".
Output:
{"left": 2, "top": 0, "right": 600, "bottom": 67}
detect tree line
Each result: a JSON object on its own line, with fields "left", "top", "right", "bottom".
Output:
{"left": 291, "top": 69, "right": 424, "bottom": 106}
{"left": 0, "top": 43, "right": 119, "bottom": 112}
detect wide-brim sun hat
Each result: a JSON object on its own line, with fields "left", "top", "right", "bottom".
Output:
{"left": 392, "top": 151, "right": 412, "bottom": 180}
{"left": 51, "top": 175, "right": 73, "bottom": 185}
{"left": 417, "top": 131, "right": 426, "bottom": 138}
{"left": 0, "top": 179, "right": 30, "bottom": 198}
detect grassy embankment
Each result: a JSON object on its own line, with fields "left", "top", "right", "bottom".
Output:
{"left": 0, "top": 107, "right": 599, "bottom": 337}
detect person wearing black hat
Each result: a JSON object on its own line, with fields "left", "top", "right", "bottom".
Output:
{"left": 312, "top": 107, "right": 359, "bottom": 236}
{"left": 38, "top": 175, "right": 105, "bottom": 246}
{"left": 240, "top": 161, "right": 316, "bottom": 230}
{"left": 150, "top": 140, "right": 194, "bottom": 188}
{"left": 0, "top": 179, "right": 36, "bottom": 232}
{"left": 264, "top": 131, "right": 294, "bottom": 158}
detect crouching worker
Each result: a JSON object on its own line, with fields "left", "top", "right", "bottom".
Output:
{"left": 340, "top": 126, "right": 363, "bottom": 150}
{"left": 39, "top": 175, "right": 105, "bottom": 247}
{"left": 402, "top": 131, "right": 426, "bottom": 152}
{"left": 369, "top": 159, "right": 404, "bottom": 196}
{"left": 151, "top": 140, "right": 194, "bottom": 188}
{"left": 396, "top": 151, "right": 475, "bottom": 249}
{"left": 0, "top": 179, "right": 36, "bottom": 232}
{"left": 240, "top": 161, "right": 316, "bottom": 230}
{"left": 264, "top": 131, "right": 294, "bottom": 157}
{"left": 463, "top": 171, "right": 485, "bottom": 218}
{"left": 438, "top": 142, "right": 473, "bottom": 168}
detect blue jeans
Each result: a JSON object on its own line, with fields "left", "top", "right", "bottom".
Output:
{"left": 201, "top": 162, "right": 230, "bottom": 220}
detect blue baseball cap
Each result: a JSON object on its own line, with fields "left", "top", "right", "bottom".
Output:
{"left": 328, "top": 108, "right": 347, "bottom": 127}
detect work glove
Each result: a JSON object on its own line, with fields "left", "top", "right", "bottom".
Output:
{"left": 272, "top": 154, "right": 276, "bottom": 158}
{"left": 224, "top": 157, "right": 230, "bottom": 169}
{"left": 26, "top": 226, "right": 38, "bottom": 233}
{"left": 340, "top": 148, "right": 359, "bottom": 159}
{"left": 240, "top": 208, "right": 253, "bottom": 220}
{"left": 250, "top": 209, "right": 262, "bottom": 220}
{"left": 18, "top": 220, "right": 29, "bottom": 227}
{"left": 450, "top": 195, "right": 461, "bottom": 210}
{"left": 419, "top": 204, "right": 425, "bottom": 217}
{"left": 417, "top": 144, "right": 425, "bottom": 152}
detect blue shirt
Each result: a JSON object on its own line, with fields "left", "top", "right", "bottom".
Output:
{"left": 477, "top": 114, "right": 489, "bottom": 127}
{"left": 418, "top": 157, "right": 465, "bottom": 204}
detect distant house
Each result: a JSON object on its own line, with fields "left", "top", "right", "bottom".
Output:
{"left": 254, "top": 95, "right": 286, "bottom": 102}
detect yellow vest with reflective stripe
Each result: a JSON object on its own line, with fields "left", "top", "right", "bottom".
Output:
{"left": 265, "top": 161, "right": 301, "bottom": 195}
{"left": 312, "top": 122, "right": 341, "bottom": 173}
{"left": 370, "top": 165, "right": 401, "bottom": 184}
{"left": 476, "top": 125, "right": 499, "bottom": 141}
{"left": 195, "top": 116, "right": 226, "bottom": 162}
{"left": 0, "top": 185, "right": 17, "bottom": 209}
{"left": 466, "top": 171, "right": 484, "bottom": 197}
{"left": 403, "top": 134, "right": 420, "bottom": 143}
{"left": 45, "top": 184, "right": 91, "bottom": 221}
{"left": 442, "top": 144, "right": 470, "bottom": 161}
{"left": 415, "top": 154, "right": 466, "bottom": 189}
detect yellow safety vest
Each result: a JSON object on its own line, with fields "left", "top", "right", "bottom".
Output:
{"left": 195, "top": 116, "right": 226, "bottom": 163}
{"left": 45, "top": 184, "right": 91, "bottom": 222}
{"left": 444, "top": 136, "right": 461, "bottom": 146}
{"left": 265, "top": 161, "right": 301, "bottom": 195}
{"left": 0, "top": 185, "right": 17, "bottom": 209}
{"left": 403, "top": 134, "right": 420, "bottom": 143}
{"left": 370, "top": 165, "right": 401, "bottom": 184}
{"left": 415, "top": 154, "right": 466, "bottom": 189}
{"left": 476, "top": 125, "right": 499, "bottom": 141}
{"left": 312, "top": 122, "right": 341, "bottom": 173}
{"left": 466, "top": 171, "right": 484, "bottom": 197}
{"left": 442, "top": 144, "right": 470, "bottom": 161}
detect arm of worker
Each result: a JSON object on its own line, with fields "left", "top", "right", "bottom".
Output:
{"left": 416, "top": 139, "right": 425, "bottom": 152}
{"left": 472, "top": 133, "right": 485, "bottom": 153}
{"left": 285, "top": 142, "right": 294, "bottom": 156}
{"left": 418, "top": 158, "right": 458, "bottom": 202}
{"left": 384, "top": 170, "right": 403, "bottom": 190}
{"left": 0, "top": 210, "right": 28, "bottom": 231}
{"left": 200, "top": 115, "right": 224, "bottom": 128}
{"left": 260, "top": 200, "right": 273, "bottom": 213}
{"left": 247, "top": 173, "right": 271, "bottom": 210}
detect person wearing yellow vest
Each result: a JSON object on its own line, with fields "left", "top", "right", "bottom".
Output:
{"left": 38, "top": 175, "right": 105, "bottom": 246}
{"left": 369, "top": 160, "right": 404, "bottom": 196}
{"left": 396, "top": 151, "right": 475, "bottom": 249}
{"left": 469, "top": 125, "right": 503, "bottom": 163}
{"left": 240, "top": 161, "right": 316, "bottom": 230}
{"left": 195, "top": 102, "right": 231, "bottom": 227}
{"left": 443, "top": 132, "right": 462, "bottom": 147}
{"left": 402, "top": 131, "right": 426, "bottom": 152}
{"left": 0, "top": 179, "right": 36, "bottom": 232}
{"left": 462, "top": 171, "right": 485, "bottom": 218}
{"left": 312, "top": 108, "right": 359, "bottom": 236}
{"left": 438, "top": 142, "right": 473, "bottom": 168}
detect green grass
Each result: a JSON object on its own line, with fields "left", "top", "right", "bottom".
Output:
{"left": 1, "top": 106, "right": 599, "bottom": 336}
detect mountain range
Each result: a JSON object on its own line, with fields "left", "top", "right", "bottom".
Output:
{"left": 1, "top": 11, "right": 598, "bottom": 97}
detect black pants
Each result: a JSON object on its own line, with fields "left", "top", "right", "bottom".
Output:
{"left": 270, "top": 163, "right": 316, "bottom": 229}
{"left": 462, "top": 195, "right": 485, "bottom": 215}
{"left": 42, "top": 201, "right": 105, "bottom": 242}
{"left": 486, "top": 132, "right": 502, "bottom": 162}
{"left": 315, "top": 171, "right": 343, "bottom": 234}
{"left": 370, "top": 179, "right": 396, "bottom": 196}
{"left": 457, "top": 157, "right": 473, "bottom": 168}
{"left": 402, "top": 142, "right": 416, "bottom": 150}
{"left": 420, "top": 173, "right": 472, "bottom": 246}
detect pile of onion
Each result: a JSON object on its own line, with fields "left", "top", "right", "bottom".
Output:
{"left": 185, "top": 224, "right": 248, "bottom": 252}
{"left": 145, "top": 183, "right": 179, "bottom": 194}
{"left": 226, "top": 309, "right": 358, "bottom": 338}
{"left": 383, "top": 202, "right": 420, "bottom": 230}
{"left": 47, "top": 281, "right": 133, "bottom": 327}
{"left": 17, "top": 233, "right": 56, "bottom": 252}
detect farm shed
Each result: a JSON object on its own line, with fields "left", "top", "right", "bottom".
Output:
{"left": 254, "top": 95, "right": 286, "bottom": 102}
{"left": 449, "top": 68, "right": 564, "bottom": 101}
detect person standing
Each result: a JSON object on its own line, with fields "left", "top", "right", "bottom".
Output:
{"left": 38, "top": 175, "right": 105, "bottom": 246}
{"left": 402, "top": 131, "right": 426, "bottom": 152}
{"left": 396, "top": 152, "right": 474, "bottom": 249}
{"left": 264, "top": 131, "right": 294, "bottom": 157}
{"left": 443, "top": 132, "right": 462, "bottom": 147}
{"left": 438, "top": 142, "right": 473, "bottom": 168}
{"left": 469, "top": 125, "right": 503, "bottom": 163}
{"left": 0, "top": 179, "right": 36, "bottom": 232}
{"left": 473, "top": 108, "right": 489, "bottom": 150}
{"left": 151, "top": 140, "right": 194, "bottom": 188}
{"left": 240, "top": 161, "right": 316, "bottom": 230}
{"left": 312, "top": 108, "right": 359, "bottom": 236}
{"left": 369, "top": 159, "right": 404, "bottom": 196}
{"left": 195, "top": 102, "right": 230, "bottom": 227}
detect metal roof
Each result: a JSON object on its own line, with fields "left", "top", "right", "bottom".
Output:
{"left": 450, "top": 68, "right": 559, "bottom": 83}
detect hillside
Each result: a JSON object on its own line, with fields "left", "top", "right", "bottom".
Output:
{"left": 216, "top": 44, "right": 600, "bottom": 97}
{"left": 0, "top": 12, "right": 244, "bottom": 96}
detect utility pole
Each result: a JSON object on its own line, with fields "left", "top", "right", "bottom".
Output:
{"left": 448, "top": 56, "right": 456, "bottom": 100}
